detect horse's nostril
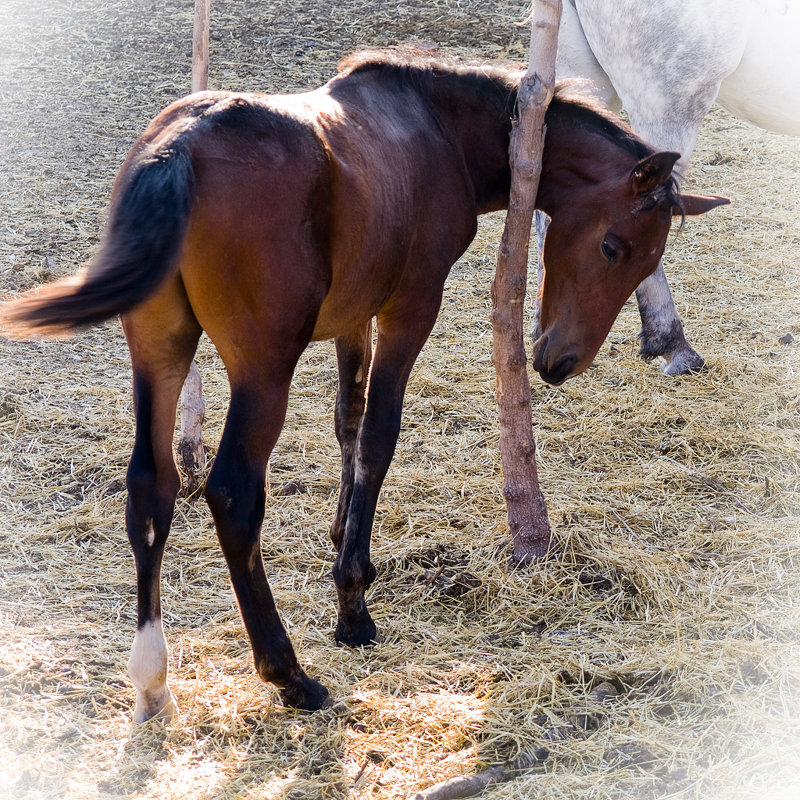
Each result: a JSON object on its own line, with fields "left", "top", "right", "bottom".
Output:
{"left": 531, "top": 333, "right": 548, "bottom": 373}
{"left": 536, "top": 353, "right": 578, "bottom": 386}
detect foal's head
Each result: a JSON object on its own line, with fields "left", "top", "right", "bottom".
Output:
{"left": 533, "top": 92, "right": 728, "bottom": 385}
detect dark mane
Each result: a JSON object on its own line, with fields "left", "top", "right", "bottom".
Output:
{"left": 336, "top": 50, "right": 683, "bottom": 214}
{"left": 549, "top": 81, "right": 684, "bottom": 213}
{"left": 337, "top": 49, "right": 682, "bottom": 214}
{"left": 338, "top": 47, "right": 521, "bottom": 84}
{"left": 337, "top": 47, "right": 521, "bottom": 110}
{"left": 548, "top": 83, "right": 650, "bottom": 158}
{"left": 339, "top": 50, "right": 645, "bottom": 156}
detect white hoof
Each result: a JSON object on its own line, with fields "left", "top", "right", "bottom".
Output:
{"left": 132, "top": 686, "right": 178, "bottom": 723}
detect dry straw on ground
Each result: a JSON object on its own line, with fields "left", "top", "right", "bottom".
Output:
{"left": 1, "top": 1, "right": 799, "bottom": 799}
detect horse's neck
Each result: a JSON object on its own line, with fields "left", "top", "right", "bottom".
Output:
{"left": 432, "top": 73, "right": 516, "bottom": 214}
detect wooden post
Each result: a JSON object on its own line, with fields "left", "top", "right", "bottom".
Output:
{"left": 491, "top": 0, "right": 562, "bottom": 564}
{"left": 192, "top": 0, "right": 210, "bottom": 92}
{"left": 178, "top": 0, "right": 211, "bottom": 490}
{"left": 178, "top": 361, "right": 206, "bottom": 491}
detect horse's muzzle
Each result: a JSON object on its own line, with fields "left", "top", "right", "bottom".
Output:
{"left": 531, "top": 334, "right": 578, "bottom": 386}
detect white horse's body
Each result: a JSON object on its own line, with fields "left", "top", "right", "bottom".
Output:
{"left": 548, "top": 0, "right": 800, "bottom": 373}
{"left": 715, "top": 2, "right": 800, "bottom": 136}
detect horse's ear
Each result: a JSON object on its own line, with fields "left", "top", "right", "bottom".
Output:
{"left": 674, "top": 193, "right": 731, "bottom": 216}
{"left": 630, "top": 151, "right": 681, "bottom": 194}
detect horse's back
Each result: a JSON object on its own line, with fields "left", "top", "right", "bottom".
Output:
{"left": 127, "top": 74, "right": 481, "bottom": 348}
{"left": 150, "top": 92, "right": 336, "bottom": 362}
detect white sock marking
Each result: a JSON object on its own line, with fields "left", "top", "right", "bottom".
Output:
{"left": 128, "top": 619, "right": 176, "bottom": 722}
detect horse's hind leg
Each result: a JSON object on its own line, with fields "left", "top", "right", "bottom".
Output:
{"left": 330, "top": 321, "right": 373, "bottom": 553}
{"left": 122, "top": 278, "right": 202, "bottom": 722}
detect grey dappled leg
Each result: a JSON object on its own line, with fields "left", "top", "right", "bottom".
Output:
{"left": 531, "top": 211, "right": 549, "bottom": 342}
{"left": 635, "top": 263, "right": 704, "bottom": 374}
{"left": 625, "top": 114, "right": 717, "bottom": 375}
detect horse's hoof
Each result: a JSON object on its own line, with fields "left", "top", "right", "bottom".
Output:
{"left": 277, "top": 674, "right": 331, "bottom": 711}
{"left": 660, "top": 347, "right": 705, "bottom": 376}
{"left": 335, "top": 613, "right": 377, "bottom": 648}
{"left": 132, "top": 687, "right": 178, "bottom": 723}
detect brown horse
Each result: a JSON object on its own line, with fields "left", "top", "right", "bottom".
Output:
{"left": 0, "top": 51, "right": 727, "bottom": 718}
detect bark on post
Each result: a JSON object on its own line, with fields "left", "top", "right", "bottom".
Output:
{"left": 491, "top": 0, "right": 561, "bottom": 563}
{"left": 191, "top": 0, "right": 210, "bottom": 93}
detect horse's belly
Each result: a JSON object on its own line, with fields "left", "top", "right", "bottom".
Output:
{"left": 717, "top": 3, "right": 800, "bottom": 136}
{"left": 310, "top": 253, "right": 400, "bottom": 341}
{"left": 310, "top": 290, "right": 381, "bottom": 341}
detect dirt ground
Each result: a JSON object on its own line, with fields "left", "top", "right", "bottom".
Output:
{"left": 1, "top": 1, "right": 799, "bottom": 799}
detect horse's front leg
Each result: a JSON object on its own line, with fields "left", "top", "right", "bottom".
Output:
{"left": 635, "top": 263, "right": 704, "bottom": 374}
{"left": 332, "top": 311, "right": 436, "bottom": 647}
{"left": 330, "top": 321, "right": 373, "bottom": 553}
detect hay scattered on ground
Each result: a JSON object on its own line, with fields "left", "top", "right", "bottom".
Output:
{"left": 1, "top": 1, "right": 799, "bottom": 799}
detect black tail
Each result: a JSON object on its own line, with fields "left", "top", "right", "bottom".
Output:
{"left": 0, "top": 140, "right": 195, "bottom": 337}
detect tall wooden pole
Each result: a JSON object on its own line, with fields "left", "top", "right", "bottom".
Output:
{"left": 492, "top": 0, "right": 562, "bottom": 564}
{"left": 178, "top": 0, "right": 211, "bottom": 490}
{"left": 191, "top": 0, "right": 210, "bottom": 92}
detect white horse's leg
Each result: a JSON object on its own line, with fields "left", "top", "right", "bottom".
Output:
{"left": 555, "top": 0, "right": 621, "bottom": 112}
{"left": 533, "top": 0, "right": 620, "bottom": 346}
{"left": 570, "top": 0, "right": 747, "bottom": 374}
{"left": 634, "top": 262, "right": 701, "bottom": 373}
{"left": 627, "top": 119, "right": 714, "bottom": 375}
{"left": 531, "top": 211, "right": 549, "bottom": 341}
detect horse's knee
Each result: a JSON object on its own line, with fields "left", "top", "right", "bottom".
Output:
{"left": 331, "top": 551, "right": 376, "bottom": 595}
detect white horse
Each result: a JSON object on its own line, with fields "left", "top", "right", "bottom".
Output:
{"left": 538, "top": 0, "right": 800, "bottom": 374}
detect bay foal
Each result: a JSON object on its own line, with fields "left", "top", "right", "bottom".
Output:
{"left": 0, "top": 51, "right": 726, "bottom": 718}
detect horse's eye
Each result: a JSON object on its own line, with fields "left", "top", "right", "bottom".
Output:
{"left": 601, "top": 238, "right": 618, "bottom": 262}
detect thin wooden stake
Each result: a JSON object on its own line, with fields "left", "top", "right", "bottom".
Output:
{"left": 491, "top": 0, "right": 562, "bottom": 563}
{"left": 179, "top": 0, "right": 210, "bottom": 487}
{"left": 192, "top": 0, "right": 210, "bottom": 92}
